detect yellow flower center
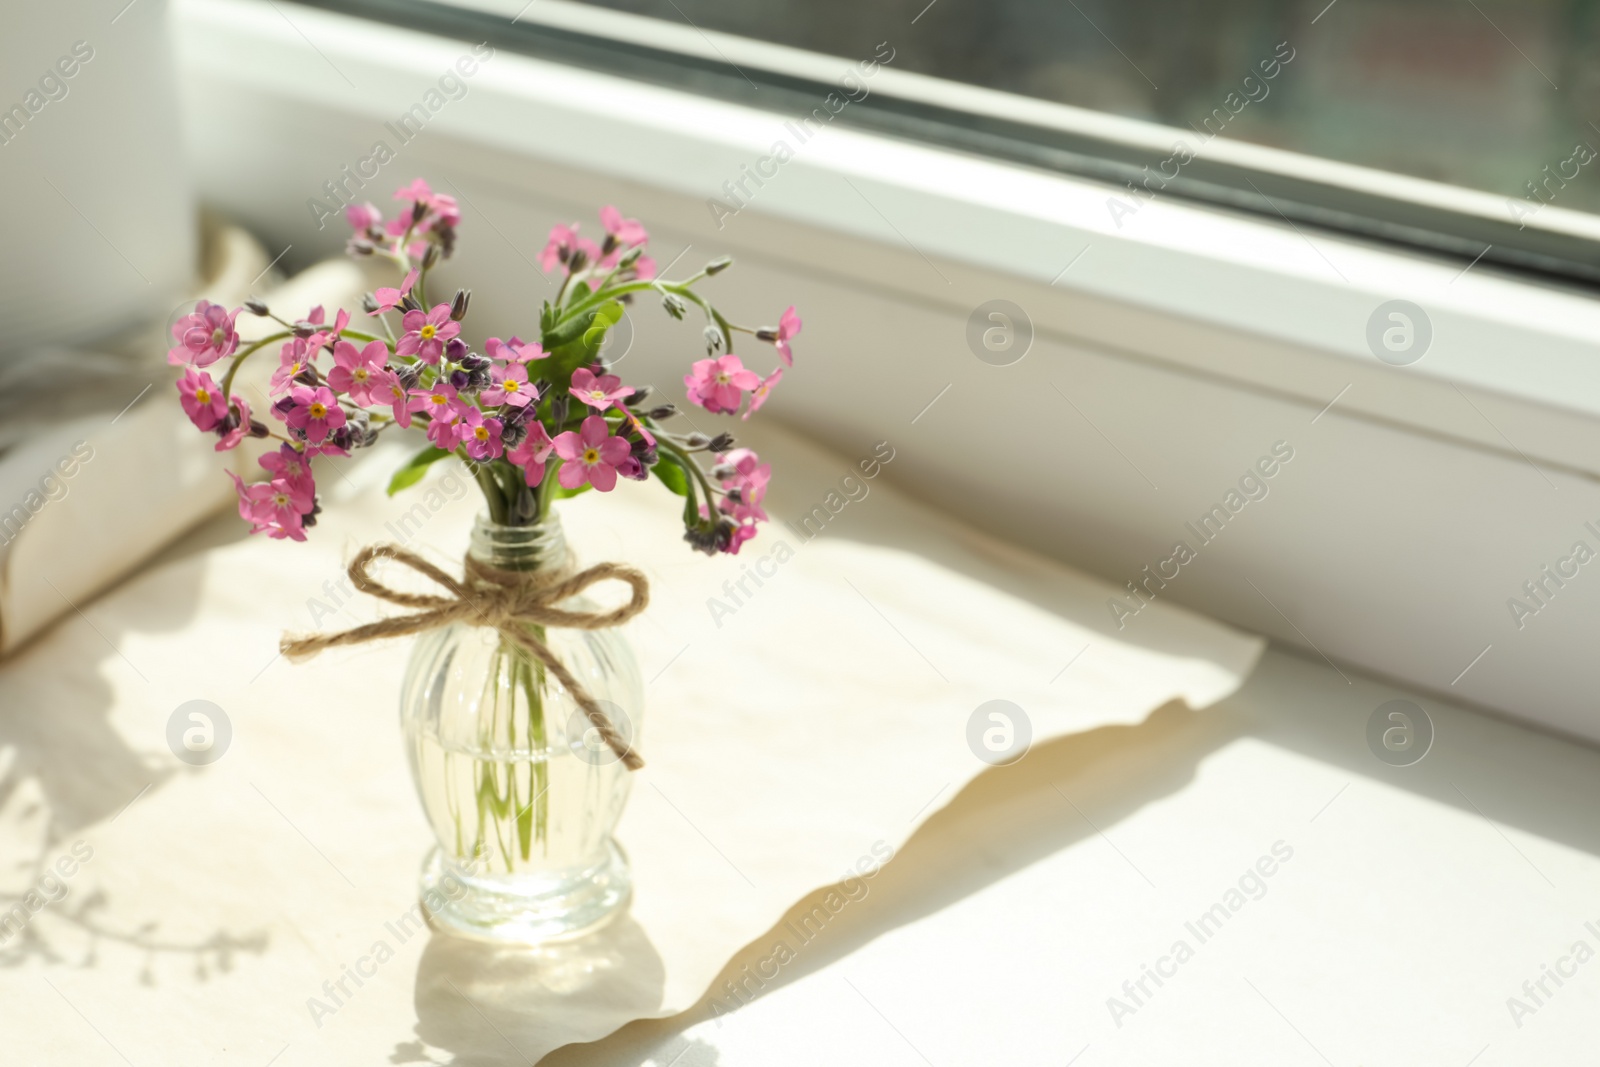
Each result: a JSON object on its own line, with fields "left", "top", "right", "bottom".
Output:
{"left": 582, "top": 448, "right": 600, "bottom": 464}
{"left": 715, "top": 373, "right": 730, "bottom": 385}
{"left": 194, "top": 387, "right": 210, "bottom": 403}
{"left": 505, "top": 379, "right": 520, "bottom": 392}
{"left": 430, "top": 393, "right": 447, "bottom": 406}
{"left": 211, "top": 328, "right": 226, "bottom": 346}
{"left": 353, "top": 368, "right": 369, "bottom": 382}
{"left": 419, "top": 324, "right": 436, "bottom": 340}
{"left": 309, "top": 402, "right": 327, "bottom": 418}
{"left": 474, "top": 426, "right": 490, "bottom": 441}
{"left": 589, "top": 389, "right": 606, "bottom": 401}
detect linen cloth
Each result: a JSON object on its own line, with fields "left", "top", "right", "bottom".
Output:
{"left": 0, "top": 408, "right": 1261, "bottom": 1064}
{"left": 0, "top": 232, "right": 366, "bottom": 653}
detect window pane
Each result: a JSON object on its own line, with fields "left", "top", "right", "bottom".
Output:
{"left": 567, "top": 0, "right": 1600, "bottom": 218}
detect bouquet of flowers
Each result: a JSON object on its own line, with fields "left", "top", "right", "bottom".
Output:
{"left": 168, "top": 177, "right": 798, "bottom": 553}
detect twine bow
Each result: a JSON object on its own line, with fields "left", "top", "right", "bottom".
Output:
{"left": 280, "top": 544, "right": 649, "bottom": 770}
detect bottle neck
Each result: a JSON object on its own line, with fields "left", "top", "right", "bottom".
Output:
{"left": 468, "top": 513, "right": 568, "bottom": 573}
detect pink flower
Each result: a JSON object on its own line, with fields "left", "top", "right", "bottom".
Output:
{"left": 461, "top": 409, "right": 504, "bottom": 460}
{"left": 539, "top": 223, "right": 581, "bottom": 273}
{"left": 285, "top": 385, "right": 346, "bottom": 445}
{"left": 168, "top": 301, "right": 241, "bottom": 368}
{"left": 346, "top": 202, "right": 382, "bottom": 231}
{"left": 772, "top": 306, "right": 801, "bottom": 367}
{"left": 327, "top": 340, "right": 390, "bottom": 404}
{"left": 259, "top": 444, "right": 316, "bottom": 504}
{"left": 552, "top": 415, "right": 630, "bottom": 492}
{"left": 177, "top": 368, "right": 228, "bottom": 431}
{"left": 393, "top": 179, "right": 460, "bottom": 229}
{"left": 409, "top": 382, "right": 465, "bottom": 448}
{"left": 599, "top": 205, "right": 648, "bottom": 248}
{"left": 718, "top": 448, "right": 771, "bottom": 523}
{"left": 396, "top": 304, "right": 460, "bottom": 364}
{"left": 215, "top": 394, "right": 252, "bottom": 452}
{"left": 485, "top": 336, "right": 546, "bottom": 363}
{"left": 684, "top": 355, "right": 760, "bottom": 414}
{"left": 371, "top": 268, "right": 419, "bottom": 316}
{"left": 482, "top": 362, "right": 534, "bottom": 408}
{"left": 508, "top": 422, "right": 554, "bottom": 486}
{"left": 394, "top": 178, "right": 434, "bottom": 204}
{"left": 726, "top": 522, "right": 758, "bottom": 555}
{"left": 303, "top": 305, "right": 350, "bottom": 350}
{"left": 270, "top": 338, "right": 315, "bottom": 396}
{"left": 569, "top": 367, "right": 631, "bottom": 411}
{"left": 743, "top": 367, "right": 782, "bottom": 420}
{"left": 377, "top": 370, "right": 410, "bottom": 428}
{"left": 226, "top": 471, "right": 309, "bottom": 542}
{"left": 426, "top": 408, "right": 463, "bottom": 450}
{"left": 631, "top": 255, "right": 657, "bottom": 281}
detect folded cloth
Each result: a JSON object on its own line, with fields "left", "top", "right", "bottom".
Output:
{"left": 0, "top": 231, "right": 365, "bottom": 655}
{"left": 0, "top": 414, "right": 1261, "bottom": 1065}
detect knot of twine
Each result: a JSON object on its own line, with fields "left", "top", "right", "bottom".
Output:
{"left": 279, "top": 544, "right": 648, "bottom": 770}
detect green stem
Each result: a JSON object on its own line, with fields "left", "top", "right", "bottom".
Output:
{"left": 516, "top": 647, "right": 550, "bottom": 858}
{"left": 219, "top": 331, "right": 292, "bottom": 397}
{"left": 470, "top": 460, "right": 509, "bottom": 524}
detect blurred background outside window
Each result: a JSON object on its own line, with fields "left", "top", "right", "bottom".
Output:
{"left": 566, "top": 0, "right": 1600, "bottom": 218}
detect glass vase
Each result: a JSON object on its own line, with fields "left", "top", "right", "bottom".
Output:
{"left": 399, "top": 514, "right": 643, "bottom": 944}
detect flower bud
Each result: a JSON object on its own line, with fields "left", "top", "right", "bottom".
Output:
{"left": 627, "top": 384, "right": 651, "bottom": 403}
{"left": 568, "top": 248, "right": 588, "bottom": 274}
{"left": 705, "top": 256, "right": 733, "bottom": 275}
{"left": 244, "top": 296, "right": 270, "bottom": 317}
{"left": 291, "top": 321, "right": 316, "bottom": 339}
{"left": 248, "top": 419, "right": 270, "bottom": 438}
{"left": 399, "top": 293, "right": 423, "bottom": 314}
{"left": 756, "top": 328, "right": 777, "bottom": 342}
{"left": 450, "top": 288, "right": 471, "bottom": 322}
{"left": 662, "top": 294, "right": 687, "bottom": 320}
{"left": 422, "top": 243, "right": 441, "bottom": 269}
{"left": 294, "top": 366, "right": 319, "bottom": 387}
{"left": 361, "top": 293, "right": 380, "bottom": 314}
{"left": 346, "top": 237, "right": 375, "bottom": 257}
{"left": 449, "top": 369, "right": 470, "bottom": 389}
{"left": 685, "top": 432, "right": 711, "bottom": 448}
{"left": 411, "top": 199, "right": 429, "bottom": 226}
{"left": 710, "top": 463, "right": 737, "bottom": 480}
{"left": 550, "top": 396, "right": 569, "bottom": 425}
{"left": 602, "top": 233, "right": 619, "bottom": 256}
{"left": 396, "top": 363, "right": 422, "bottom": 390}
{"left": 703, "top": 326, "right": 722, "bottom": 354}
{"left": 647, "top": 403, "right": 677, "bottom": 420}
{"left": 617, "top": 245, "right": 642, "bottom": 268}
{"left": 445, "top": 337, "right": 470, "bottom": 363}
{"left": 708, "top": 431, "right": 736, "bottom": 452}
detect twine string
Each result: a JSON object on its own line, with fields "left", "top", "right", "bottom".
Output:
{"left": 279, "top": 544, "right": 648, "bottom": 770}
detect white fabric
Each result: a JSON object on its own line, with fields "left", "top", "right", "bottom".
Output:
{"left": 0, "top": 233, "right": 366, "bottom": 653}
{"left": 0, "top": 411, "right": 1259, "bottom": 1064}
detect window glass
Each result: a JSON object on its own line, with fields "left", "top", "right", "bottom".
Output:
{"left": 567, "top": 0, "right": 1600, "bottom": 218}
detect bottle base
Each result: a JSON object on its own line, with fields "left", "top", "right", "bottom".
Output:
{"left": 419, "top": 839, "right": 633, "bottom": 945}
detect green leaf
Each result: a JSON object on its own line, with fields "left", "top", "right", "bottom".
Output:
{"left": 387, "top": 445, "right": 452, "bottom": 496}
{"left": 651, "top": 458, "right": 689, "bottom": 497}
{"left": 545, "top": 299, "right": 619, "bottom": 348}
{"left": 580, "top": 300, "right": 625, "bottom": 351}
